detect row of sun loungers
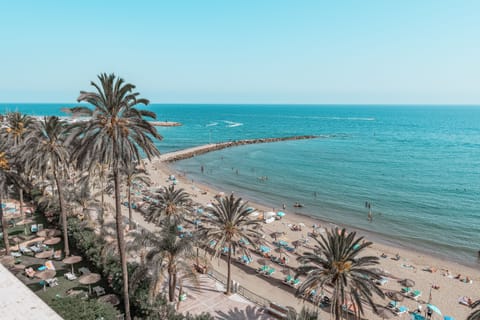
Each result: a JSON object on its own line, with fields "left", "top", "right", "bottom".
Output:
{"left": 257, "top": 265, "right": 276, "bottom": 276}
{"left": 283, "top": 275, "right": 301, "bottom": 287}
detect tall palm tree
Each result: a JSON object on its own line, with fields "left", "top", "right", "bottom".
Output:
{"left": 1, "top": 112, "right": 33, "bottom": 234}
{"left": 140, "top": 223, "right": 197, "bottom": 303}
{"left": 120, "top": 163, "right": 151, "bottom": 229}
{"left": 20, "top": 116, "right": 71, "bottom": 256}
{"left": 145, "top": 185, "right": 191, "bottom": 226}
{"left": 200, "top": 194, "right": 262, "bottom": 295}
{"left": 296, "top": 228, "right": 385, "bottom": 320}
{"left": 69, "top": 73, "right": 162, "bottom": 320}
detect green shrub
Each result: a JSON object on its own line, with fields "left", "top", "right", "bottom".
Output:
{"left": 50, "top": 296, "right": 118, "bottom": 320}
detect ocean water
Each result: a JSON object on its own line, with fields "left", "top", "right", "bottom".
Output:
{"left": 2, "top": 104, "right": 480, "bottom": 265}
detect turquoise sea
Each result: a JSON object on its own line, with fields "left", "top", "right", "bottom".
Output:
{"left": 2, "top": 104, "right": 480, "bottom": 265}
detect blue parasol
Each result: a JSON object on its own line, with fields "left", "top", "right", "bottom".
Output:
{"left": 426, "top": 304, "right": 442, "bottom": 316}
{"left": 277, "top": 211, "right": 286, "bottom": 217}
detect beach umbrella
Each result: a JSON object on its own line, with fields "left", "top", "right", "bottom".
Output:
{"left": 0, "top": 255, "right": 15, "bottom": 266}
{"left": 386, "top": 291, "right": 404, "bottom": 302}
{"left": 43, "top": 237, "right": 61, "bottom": 245}
{"left": 443, "top": 316, "right": 454, "bottom": 320}
{"left": 376, "top": 307, "right": 395, "bottom": 319}
{"left": 79, "top": 273, "right": 101, "bottom": 295}
{"left": 35, "top": 250, "right": 53, "bottom": 259}
{"left": 270, "top": 231, "right": 283, "bottom": 241}
{"left": 62, "top": 255, "right": 83, "bottom": 274}
{"left": 277, "top": 211, "right": 286, "bottom": 217}
{"left": 426, "top": 304, "right": 442, "bottom": 316}
{"left": 35, "top": 269, "right": 56, "bottom": 291}
{"left": 259, "top": 245, "right": 271, "bottom": 253}
{"left": 411, "top": 314, "right": 426, "bottom": 320}
{"left": 399, "top": 278, "right": 415, "bottom": 287}
{"left": 98, "top": 293, "right": 120, "bottom": 306}
{"left": 257, "top": 258, "right": 269, "bottom": 267}
{"left": 29, "top": 237, "right": 45, "bottom": 244}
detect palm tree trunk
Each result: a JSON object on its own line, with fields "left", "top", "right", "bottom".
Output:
{"left": 168, "top": 269, "right": 175, "bottom": 302}
{"left": 226, "top": 243, "right": 232, "bottom": 295}
{"left": 127, "top": 184, "right": 133, "bottom": 230}
{"left": 100, "top": 178, "right": 105, "bottom": 227}
{"left": 113, "top": 158, "right": 131, "bottom": 320}
{"left": 19, "top": 188, "right": 26, "bottom": 235}
{"left": 0, "top": 196, "right": 10, "bottom": 255}
{"left": 52, "top": 163, "right": 69, "bottom": 256}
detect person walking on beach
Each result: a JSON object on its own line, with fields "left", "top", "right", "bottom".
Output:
{"left": 201, "top": 165, "right": 204, "bottom": 174}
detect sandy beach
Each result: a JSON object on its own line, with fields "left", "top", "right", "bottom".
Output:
{"left": 115, "top": 149, "right": 480, "bottom": 319}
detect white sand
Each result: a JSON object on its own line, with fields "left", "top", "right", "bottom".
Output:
{"left": 110, "top": 153, "right": 480, "bottom": 319}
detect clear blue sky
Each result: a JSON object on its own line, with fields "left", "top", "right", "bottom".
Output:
{"left": 0, "top": 1, "right": 479, "bottom": 104}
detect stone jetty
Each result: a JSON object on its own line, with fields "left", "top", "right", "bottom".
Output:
{"left": 158, "top": 135, "right": 317, "bottom": 162}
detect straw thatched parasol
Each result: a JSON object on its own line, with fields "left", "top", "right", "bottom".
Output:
{"left": 16, "top": 218, "right": 34, "bottom": 226}
{"left": 79, "top": 273, "right": 101, "bottom": 294}
{"left": 376, "top": 306, "right": 395, "bottom": 319}
{"left": 43, "top": 237, "right": 61, "bottom": 245}
{"left": 0, "top": 255, "right": 15, "bottom": 266}
{"left": 28, "top": 237, "right": 45, "bottom": 245}
{"left": 35, "top": 250, "right": 53, "bottom": 259}
{"left": 98, "top": 293, "right": 120, "bottom": 306}
{"left": 35, "top": 269, "right": 56, "bottom": 291}
{"left": 13, "top": 264, "right": 26, "bottom": 271}
{"left": 62, "top": 255, "right": 83, "bottom": 274}
{"left": 399, "top": 278, "right": 415, "bottom": 287}
{"left": 37, "top": 229, "right": 61, "bottom": 238}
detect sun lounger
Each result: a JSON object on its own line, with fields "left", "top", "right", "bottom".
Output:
{"left": 291, "top": 278, "right": 301, "bottom": 287}
{"left": 283, "top": 275, "right": 293, "bottom": 284}
{"left": 64, "top": 272, "right": 77, "bottom": 281}
{"left": 257, "top": 265, "right": 269, "bottom": 274}
{"left": 19, "top": 246, "right": 32, "bottom": 255}
{"left": 401, "top": 287, "right": 411, "bottom": 293}
{"left": 93, "top": 286, "right": 106, "bottom": 296}
{"left": 263, "top": 267, "right": 275, "bottom": 276}
{"left": 10, "top": 251, "right": 22, "bottom": 258}
{"left": 53, "top": 250, "right": 62, "bottom": 260}
{"left": 459, "top": 296, "right": 473, "bottom": 307}
{"left": 79, "top": 267, "right": 91, "bottom": 275}
{"left": 395, "top": 306, "right": 409, "bottom": 315}
{"left": 46, "top": 278, "right": 58, "bottom": 287}
{"left": 410, "top": 290, "right": 422, "bottom": 300}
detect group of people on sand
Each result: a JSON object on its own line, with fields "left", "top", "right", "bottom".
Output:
{"left": 290, "top": 224, "right": 302, "bottom": 231}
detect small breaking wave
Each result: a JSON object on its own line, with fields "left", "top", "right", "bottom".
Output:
{"left": 206, "top": 122, "right": 218, "bottom": 127}
{"left": 223, "top": 120, "right": 244, "bottom": 128}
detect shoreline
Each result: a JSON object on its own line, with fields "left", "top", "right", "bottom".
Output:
{"left": 143, "top": 153, "right": 480, "bottom": 319}
{"left": 156, "top": 141, "right": 480, "bottom": 270}
{"left": 171, "top": 162, "right": 480, "bottom": 271}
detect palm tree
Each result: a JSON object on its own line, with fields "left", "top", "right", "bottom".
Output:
{"left": 129, "top": 222, "right": 196, "bottom": 302}
{"left": 69, "top": 73, "right": 162, "bottom": 320}
{"left": 145, "top": 185, "right": 192, "bottom": 226}
{"left": 0, "top": 150, "right": 11, "bottom": 254}
{"left": 121, "top": 163, "right": 151, "bottom": 229}
{"left": 200, "top": 194, "right": 262, "bottom": 295}
{"left": 468, "top": 301, "right": 480, "bottom": 320}
{"left": 20, "top": 116, "right": 71, "bottom": 256}
{"left": 296, "top": 228, "right": 385, "bottom": 320}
